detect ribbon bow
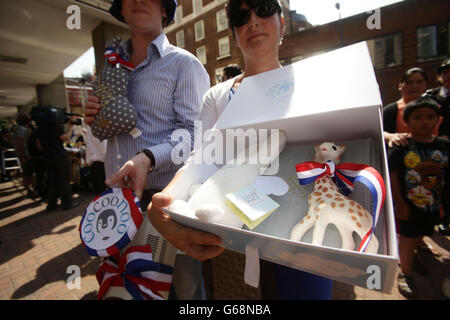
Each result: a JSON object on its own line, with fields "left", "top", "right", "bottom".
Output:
{"left": 295, "top": 160, "right": 386, "bottom": 252}
{"left": 104, "top": 47, "right": 134, "bottom": 71}
{"left": 96, "top": 245, "right": 173, "bottom": 300}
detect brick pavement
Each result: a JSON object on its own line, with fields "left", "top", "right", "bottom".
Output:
{"left": 0, "top": 178, "right": 448, "bottom": 300}
{"left": 0, "top": 178, "right": 99, "bottom": 300}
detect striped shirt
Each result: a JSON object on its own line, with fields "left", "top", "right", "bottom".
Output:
{"left": 104, "top": 33, "right": 210, "bottom": 191}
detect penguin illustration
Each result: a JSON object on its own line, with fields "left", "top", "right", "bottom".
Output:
{"left": 96, "top": 209, "right": 118, "bottom": 241}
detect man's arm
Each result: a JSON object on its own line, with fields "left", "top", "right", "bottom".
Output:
{"left": 145, "top": 58, "right": 210, "bottom": 172}
{"left": 106, "top": 57, "right": 210, "bottom": 198}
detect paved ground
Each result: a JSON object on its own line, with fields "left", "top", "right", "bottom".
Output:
{"left": 0, "top": 177, "right": 449, "bottom": 300}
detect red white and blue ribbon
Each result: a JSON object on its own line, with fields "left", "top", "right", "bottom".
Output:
{"left": 79, "top": 188, "right": 143, "bottom": 257}
{"left": 104, "top": 47, "right": 134, "bottom": 71}
{"left": 96, "top": 245, "right": 173, "bottom": 300}
{"left": 295, "top": 160, "right": 386, "bottom": 252}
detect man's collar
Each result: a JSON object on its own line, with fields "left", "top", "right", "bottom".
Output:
{"left": 117, "top": 33, "right": 169, "bottom": 63}
{"left": 150, "top": 33, "right": 170, "bottom": 58}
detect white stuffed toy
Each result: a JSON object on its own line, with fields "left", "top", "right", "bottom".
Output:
{"left": 169, "top": 130, "right": 287, "bottom": 228}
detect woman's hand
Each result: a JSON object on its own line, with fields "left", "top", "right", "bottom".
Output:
{"left": 147, "top": 193, "right": 225, "bottom": 261}
{"left": 387, "top": 132, "right": 410, "bottom": 148}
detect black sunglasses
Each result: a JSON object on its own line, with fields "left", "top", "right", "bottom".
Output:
{"left": 233, "top": 1, "right": 282, "bottom": 27}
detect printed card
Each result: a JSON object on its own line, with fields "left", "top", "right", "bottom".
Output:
{"left": 225, "top": 185, "right": 279, "bottom": 229}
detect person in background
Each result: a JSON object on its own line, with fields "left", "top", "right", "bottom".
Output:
{"left": 425, "top": 57, "right": 450, "bottom": 236}
{"left": 383, "top": 67, "right": 441, "bottom": 148}
{"left": 222, "top": 63, "right": 242, "bottom": 81}
{"left": 26, "top": 120, "right": 46, "bottom": 199}
{"left": 36, "top": 115, "right": 79, "bottom": 211}
{"left": 388, "top": 97, "right": 449, "bottom": 298}
{"left": 13, "top": 114, "right": 34, "bottom": 197}
{"left": 427, "top": 57, "right": 450, "bottom": 139}
{"left": 83, "top": 125, "right": 107, "bottom": 195}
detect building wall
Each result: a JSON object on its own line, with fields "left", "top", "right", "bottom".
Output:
{"left": 165, "top": 0, "right": 242, "bottom": 84}
{"left": 165, "top": 0, "right": 450, "bottom": 104}
{"left": 280, "top": 0, "right": 450, "bottom": 105}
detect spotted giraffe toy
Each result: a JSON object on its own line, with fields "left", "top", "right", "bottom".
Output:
{"left": 290, "top": 142, "right": 379, "bottom": 254}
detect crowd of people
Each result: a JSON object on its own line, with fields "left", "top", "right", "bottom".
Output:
{"left": 0, "top": 0, "right": 448, "bottom": 300}
{"left": 384, "top": 60, "right": 450, "bottom": 298}
{"left": 0, "top": 110, "right": 106, "bottom": 211}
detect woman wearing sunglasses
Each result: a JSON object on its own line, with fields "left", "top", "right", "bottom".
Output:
{"left": 148, "top": 0, "right": 333, "bottom": 300}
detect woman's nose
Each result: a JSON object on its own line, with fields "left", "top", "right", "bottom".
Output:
{"left": 248, "top": 11, "right": 259, "bottom": 30}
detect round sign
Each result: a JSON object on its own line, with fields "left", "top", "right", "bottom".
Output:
{"left": 79, "top": 188, "right": 143, "bottom": 257}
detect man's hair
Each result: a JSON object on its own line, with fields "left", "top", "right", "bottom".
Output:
{"left": 403, "top": 96, "right": 440, "bottom": 123}
{"left": 223, "top": 64, "right": 242, "bottom": 79}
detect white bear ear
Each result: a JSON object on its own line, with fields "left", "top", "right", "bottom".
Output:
{"left": 314, "top": 144, "right": 320, "bottom": 152}
{"left": 338, "top": 145, "right": 346, "bottom": 154}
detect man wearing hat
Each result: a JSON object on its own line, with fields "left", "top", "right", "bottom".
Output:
{"left": 86, "top": 0, "right": 209, "bottom": 202}
{"left": 85, "top": 0, "right": 212, "bottom": 299}
{"left": 426, "top": 57, "right": 450, "bottom": 236}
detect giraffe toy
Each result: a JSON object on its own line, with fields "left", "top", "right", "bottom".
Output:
{"left": 290, "top": 142, "right": 379, "bottom": 254}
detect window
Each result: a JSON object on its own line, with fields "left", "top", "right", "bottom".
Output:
{"left": 218, "top": 36, "right": 230, "bottom": 58}
{"left": 194, "top": 20, "right": 205, "bottom": 41}
{"left": 174, "top": 5, "right": 183, "bottom": 25}
{"left": 417, "top": 22, "right": 450, "bottom": 61}
{"left": 216, "top": 9, "right": 228, "bottom": 32}
{"left": 193, "top": 0, "right": 202, "bottom": 15}
{"left": 196, "top": 46, "right": 207, "bottom": 65}
{"left": 176, "top": 30, "right": 185, "bottom": 48}
{"left": 366, "top": 33, "right": 402, "bottom": 69}
{"left": 215, "top": 67, "right": 224, "bottom": 84}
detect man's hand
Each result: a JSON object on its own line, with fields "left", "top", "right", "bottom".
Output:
{"left": 84, "top": 96, "right": 102, "bottom": 126}
{"left": 105, "top": 152, "right": 151, "bottom": 199}
{"left": 148, "top": 193, "right": 225, "bottom": 261}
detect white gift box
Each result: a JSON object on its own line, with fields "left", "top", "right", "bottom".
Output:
{"left": 164, "top": 42, "right": 398, "bottom": 293}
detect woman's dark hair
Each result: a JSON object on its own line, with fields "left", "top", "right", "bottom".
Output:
{"left": 401, "top": 67, "right": 428, "bottom": 83}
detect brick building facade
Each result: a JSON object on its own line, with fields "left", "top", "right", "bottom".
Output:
{"left": 164, "top": 0, "right": 449, "bottom": 105}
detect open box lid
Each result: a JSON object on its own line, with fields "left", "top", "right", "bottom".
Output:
{"left": 165, "top": 42, "right": 399, "bottom": 292}
{"left": 214, "top": 42, "right": 383, "bottom": 132}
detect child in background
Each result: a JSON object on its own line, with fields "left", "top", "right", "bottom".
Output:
{"left": 388, "top": 97, "right": 449, "bottom": 298}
